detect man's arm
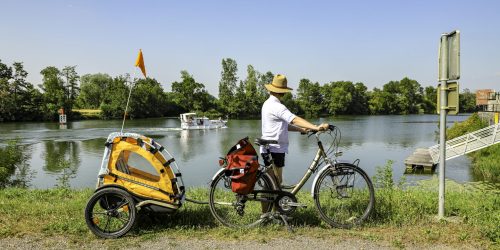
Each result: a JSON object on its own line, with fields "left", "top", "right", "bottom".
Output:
{"left": 290, "top": 116, "right": 329, "bottom": 132}
{"left": 288, "top": 124, "right": 304, "bottom": 132}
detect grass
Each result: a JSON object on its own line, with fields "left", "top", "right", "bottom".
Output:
{"left": 0, "top": 180, "right": 498, "bottom": 248}
{"left": 446, "top": 113, "right": 499, "bottom": 183}
{"left": 72, "top": 109, "right": 102, "bottom": 119}
{"left": 469, "top": 144, "right": 500, "bottom": 182}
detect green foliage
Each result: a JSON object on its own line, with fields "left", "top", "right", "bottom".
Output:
{"left": 368, "top": 78, "right": 424, "bottom": 115}
{"left": 218, "top": 58, "right": 238, "bottom": 116}
{"left": 0, "top": 140, "right": 32, "bottom": 188}
{"left": 0, "top": 57, "right": 483, "bottom": 121}
{"left": 297, "top": 79, "right": 323, "bottom": 117}
{"left": 100, "top": 75, "right": 129, "bottom": 119}
{"left": 459, "top": 88, "right": 478, "bottom": 113}
{"left": 421, "top": 86, "right": 437, "bottom": 114}
{"left": 171, "top": 71, "right": 215, "bottom": 113}
{"left": 40, "top": 66, "right": 68, "bottom": 120}
{"left": 0, "top": 61, "right": 43, "bottom": 121}
{"left": 446, "top": 113, "right": 487, "bottom": 140}
{"left": 129, "top": 78, "right": 171, "bottom": 119}
{"left": 371, "top": 161, "right": 499, "bottom": 243}
{"left": 61, "top": 66, "right": 80, "bottom": 110}
{"left": 470, "top": 144, "right": 500, "bottom": 182}
{"left": 76, "top": 73, "right": 113, "bottom": 109}
{"left": 243, "top": 65, "right": 261, "bottom": 116}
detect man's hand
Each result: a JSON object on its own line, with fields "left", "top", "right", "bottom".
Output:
{"left": 316, "top": 123, "right": 330, "bottom": 131}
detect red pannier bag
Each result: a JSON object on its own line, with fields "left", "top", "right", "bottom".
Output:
{"left": 223, "top": 137, "right": 260, "bottom": 195}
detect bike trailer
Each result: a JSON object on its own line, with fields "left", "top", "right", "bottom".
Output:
{"left": 96, "top": 132, "right": 185, "bottom": 211}
{"left": 221, "top": 137, "right": 260, "bottom": 194}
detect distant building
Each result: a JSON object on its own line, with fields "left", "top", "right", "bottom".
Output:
{"left": 476, "top": 89, "right": 500, "bottom": 112}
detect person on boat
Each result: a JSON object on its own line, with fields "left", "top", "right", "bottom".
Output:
{"left": 261, "top": 74, "right": 329, "bottom": 185}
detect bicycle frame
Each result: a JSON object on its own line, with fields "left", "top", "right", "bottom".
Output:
{"left": 262, "top": 132, "right": 335, "bottom": 196}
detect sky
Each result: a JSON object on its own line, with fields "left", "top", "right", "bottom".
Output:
{"left": 1, "top": 0, "right": 499, "bottom": 96}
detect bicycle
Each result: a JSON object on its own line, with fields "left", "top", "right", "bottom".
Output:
{"left": 208, "top": 125, "right": 375, "bottom": 229}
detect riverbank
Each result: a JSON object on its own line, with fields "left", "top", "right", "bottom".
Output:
{"left": 0, "top": 178, "right": 498, "bottom": 248}
{"left": 447, "top": 113, "right": 500, "bottom": 182}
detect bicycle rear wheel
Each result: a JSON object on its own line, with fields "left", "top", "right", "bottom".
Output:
{"left": 313, "top": 163, "right": 375, "bottom": 228}
{"left": 209, "top": 171, "right": 276, "bottom": 228}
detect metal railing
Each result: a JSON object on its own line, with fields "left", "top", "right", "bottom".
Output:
{"left": 429, "top": 123, "right": 500, "bottom": 164}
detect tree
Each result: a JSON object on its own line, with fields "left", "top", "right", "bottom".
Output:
{"left": 422, "top": 86, "right": 437, "bottom": 114}
{"left": 12, "top": 62, "right": 43, "bottom": 120}
{"left": 40, "top": 66, "right": 66, "bottom": 120}
{"left": 128, "top": 78, "right": 169, "bottom": 118}
{"left": 100, "top": 75, "right": 129, "bottom": 119}
{"left": 233, "top": 80, "right": 247, "bottom": 117}
{"left": 0, "top": 60, "right": 13, "bottom": 121}
{"left": 244, "top": 65, "right": 260, "bottom": 116}
{"left": 257, "top": 71, "right": 273, "bottom": 104}
{"left": 322, "top": 81, "right": 354, "bottom": 115}
{"left": 297, "top": 78, "right": 323, "bottom": 116}
{"left": 11, "top": 62, "right": 29, "bottom": 112}
{"left": 368, "top": 88, "right": 395, "bottom": 114}
{"left": 397, "top": 77, "right": 423, "bottom": 114}
{"left": 351, "top": 82, "right": 370, "bottom": 114}
{"left": 77, "top": 73, "right": 113, "bottom": 109}
{"left": 61, "top": 66, "right": 80, "bottom": 110}
{"left": 460, "top": 88, "right": 478, "bottom": 113}
{"left": 218, "top": 58, "right": 238, "bottom": 116}
{"left": 171, "top": 70, "right": 214, "bottom": 112}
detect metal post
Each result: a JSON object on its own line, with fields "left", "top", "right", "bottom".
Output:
{"left": 438, "top": 35, "right": 448, "bottom": 219}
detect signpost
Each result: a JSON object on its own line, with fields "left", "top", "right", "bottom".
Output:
{"left": 437, "top": 30, "right": 460, "bottom": 219}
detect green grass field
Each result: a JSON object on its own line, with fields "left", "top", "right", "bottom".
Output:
{"left": 0, "top": 178, "right": 498, "bottom": 248}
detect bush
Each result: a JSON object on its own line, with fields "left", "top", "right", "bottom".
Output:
{"left": 446, "top": 113, "right": 487, "bottom": 140}
{"left": 0, "top": 140, "right": 31, "bottom": 188}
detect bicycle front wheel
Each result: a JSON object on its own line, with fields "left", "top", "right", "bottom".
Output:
{"left": 313, "top": 163, "right": 375, "bottom": 228}
{"left": 209, "top": 171, "right": 276, "bottom": 228}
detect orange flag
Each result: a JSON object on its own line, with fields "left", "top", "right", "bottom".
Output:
{"left": 135, "top": 49, "right": 147, "bottom": 78}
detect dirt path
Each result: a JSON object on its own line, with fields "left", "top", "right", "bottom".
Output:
{"left": 0, "top": 235, "right": 480, "bottom": 250}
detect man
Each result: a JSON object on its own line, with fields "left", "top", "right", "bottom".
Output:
{"left": 261, "top": 74, "right": 329, "bottom": 185}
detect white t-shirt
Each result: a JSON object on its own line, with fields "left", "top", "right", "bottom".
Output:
{"left": 260, "top": 95, "right": 297, "bottom": 153}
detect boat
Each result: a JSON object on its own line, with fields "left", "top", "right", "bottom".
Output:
{"left": 180, "top": 113, "right": 227, "bottom": 130}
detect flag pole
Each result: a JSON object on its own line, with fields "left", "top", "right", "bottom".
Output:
{"left": 121, "top": 49, "right": 146, "bottom": 134}
{"left": 120, "top": 71, "right": 137, "bottom": 134}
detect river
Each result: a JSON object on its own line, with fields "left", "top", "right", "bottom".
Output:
{"left": 0, "top": 115, "right": 478, "bottom": 189}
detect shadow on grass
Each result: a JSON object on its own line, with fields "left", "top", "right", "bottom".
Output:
{"left": 134, "top": 205, "right": 218, "bottom": 231}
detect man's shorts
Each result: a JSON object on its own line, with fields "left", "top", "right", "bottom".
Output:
{"left": 261, "top": 152, "right": 285, "bottom": 168}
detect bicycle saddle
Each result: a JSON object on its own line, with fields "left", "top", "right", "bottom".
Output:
{"left": 254, "top": 138, "right": 278, "bottom": 146}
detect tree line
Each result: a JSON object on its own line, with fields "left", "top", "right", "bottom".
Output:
{"left": 0, "top": 58, "right": 478, "bottom": 122}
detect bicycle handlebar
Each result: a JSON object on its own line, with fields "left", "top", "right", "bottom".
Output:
{"left": 307, "top": 124, "right": 336, "bottom": 137}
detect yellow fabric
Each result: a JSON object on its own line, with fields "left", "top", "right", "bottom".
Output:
{"left": 104, "top": 138, "right": 178, "bottom": 203}
{"left": 495, "top": 113, "right": 499, "bottom": 124}
{"left": 135, "top": 49, "right": 147, "bottom": 78}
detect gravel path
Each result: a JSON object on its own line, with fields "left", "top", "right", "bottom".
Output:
{"left": 0, "top": 235, "right": 481, "bottom": 250}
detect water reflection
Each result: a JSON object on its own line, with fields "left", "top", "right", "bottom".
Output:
{"left": 0, "top": 114, "right": 481, "bottom": 188}
{"left": 0, "top": 143, "right": 35, "bottom": 188}
{"left": 43, "top": 141, "right": 81, "bottom": 173}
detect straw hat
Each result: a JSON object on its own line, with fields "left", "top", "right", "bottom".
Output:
{"left": 265, "top": 74, "right": 293, "bottom": 93}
